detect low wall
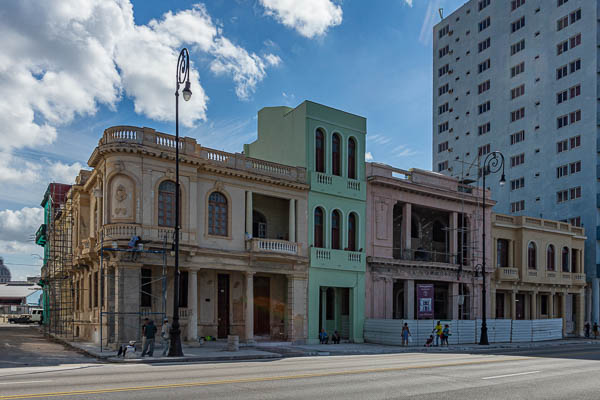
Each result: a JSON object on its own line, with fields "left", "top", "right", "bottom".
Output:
{"left": 364, "top": 318, "right": 563, "bottom": 346}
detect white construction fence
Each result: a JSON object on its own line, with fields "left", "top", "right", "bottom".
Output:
{"left": 364, "top": 318, "right": 563, "bottom": 346}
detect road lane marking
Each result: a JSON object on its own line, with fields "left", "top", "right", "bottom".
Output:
{"left": 482, "top": 371, "right": 540, "bottom": 380}
{"left": 0, "top": 381, "right": 51, "bottom": 386}
{"left": 0, "top": 356, "right": 528, "bottom": 399}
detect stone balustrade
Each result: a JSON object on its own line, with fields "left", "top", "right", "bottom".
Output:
{"left": 496, "top": 267, "right": 519, "bottom": 281}
{"left": 247, "top": 238, "right": 299, "bottom": 256}
{"left": 99, "top": 126, "right": 306, "bottom": 184}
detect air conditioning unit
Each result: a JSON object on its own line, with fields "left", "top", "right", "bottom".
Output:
{"left": 449, "top": 49, "right": 454, "bottom": 54}
{"left": 449, "top": 89, "right": 454, "bottom": 93}
{"left": 449, "top": 30, "right": 454, "bottom": 36}
{"left": 448, "top": 147, "right": 454, "bottom": 152}
{"left": 449, "top": 108, "right": 454, "bottom": 112}
{"left": 449, "top": 128, "right": 454, "bottom": 132}
{"left": 448, "top": 69, "right": 454, "bottom": 74}
{"left": 448, "top": 167, "right": 454, "bottom": 172}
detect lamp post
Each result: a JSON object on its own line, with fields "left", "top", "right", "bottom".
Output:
{"left": 169, "top": 48, "right": 192, "bottom": 357}
{"left": 479, "top": 151, "right": 505, "bottom": 345}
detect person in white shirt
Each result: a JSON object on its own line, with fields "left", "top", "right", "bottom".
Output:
{"left": 161, "top": 318, "right": 171, "bottom": 356}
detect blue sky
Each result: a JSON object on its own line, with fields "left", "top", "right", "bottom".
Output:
{"left": 0, "top": 0, "right": 465, "bottom": 279}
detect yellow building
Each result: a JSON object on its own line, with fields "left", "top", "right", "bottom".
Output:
{"left": 491, "top": 214, "right": 586, "bottom": 336}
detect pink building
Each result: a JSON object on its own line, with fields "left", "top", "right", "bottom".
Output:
{"left": 365, "top": 163, "right": 495, "bottom": 320}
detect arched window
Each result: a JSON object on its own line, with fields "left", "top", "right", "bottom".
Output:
{"left": 348, "top": 213, "right": 357, "bottom": 251}
{"left": 546, "top": 245, "right": 555, "bottom": 271}
{"left": 528, "top": 242, "right": 537, "bottom": 269}
{"left": 348, "top": 137, "right": 356, "bottom": 179}
{"left": 158, "top": 180, "right": 177, "bottom": 227}
{"left": 562, "top": 247, "right": 570, "bottom": 272}
{"left": 314, "top": 207, "right": 324, "bottom": 248}
{"left": 208, "top": 192, "right": 228, "bottom": 236}
{"left": 497, "top": 239, "right": 509, "bottom": 268}
{"left": 331, "top": 210, "right": 341, "bottom": 249}
{"left": 332, "top": 133, "right": 341, "bottom": 176}
{"left": 315, "top": 129, "right": 325, "bottom": 173}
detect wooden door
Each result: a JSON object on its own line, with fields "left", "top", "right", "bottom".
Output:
{"left": 217, "top": 274, "right": 230, "bottom": 338}
{"left": 254, "top": 277, "right": 270, "bottom": 336}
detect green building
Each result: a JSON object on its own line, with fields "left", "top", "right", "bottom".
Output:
{"left": 245, "top": 101, "right": 366, "bottom": 343}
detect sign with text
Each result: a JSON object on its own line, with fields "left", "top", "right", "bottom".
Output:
{"left": 416, "top": 284, "right": 434, "bottom": 319}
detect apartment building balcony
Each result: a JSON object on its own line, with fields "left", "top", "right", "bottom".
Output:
{"left": 573, "top": 273, "right": 587, "bottom": 286}
{"left": 310, "top": 247, "right": 364, "bottom": 271}
{"left": 309, "top": 171, "right": 365, "bottom": 200}
{"left": 495, "top": 267, "right": 519, "bottom": 282}
{"left": 35, "top": 224, "right": 47, "bottom": 246}
{"left": 247, "top": 238, "right": 300, "bottom": 256}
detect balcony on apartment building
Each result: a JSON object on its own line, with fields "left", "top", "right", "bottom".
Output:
{"left": 245, "top": 193, "right": 302, "bottom": 257}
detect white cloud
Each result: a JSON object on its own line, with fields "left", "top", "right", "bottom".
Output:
{"left": 0, "top": 207, "right": 43, "bottom": 242}
{"left": 419, "top": 0, "right": 442, "bottom": 45}
{"left": 365, "top": 152, "right": 374, "bottom": 161}
{"left": 367, "top": 134, "right": 392, "bottom": 145}
{"left": 260, "top": 0, "right": 342, "bottom": 38}
{"left": 0, "top": 1, "right": 279, "bottom": 150}
{"left": 47, "top": 161, "right": 84, "bottom": 184}
{"left": 393, "top": 144, "right": 419, "bottom": 157}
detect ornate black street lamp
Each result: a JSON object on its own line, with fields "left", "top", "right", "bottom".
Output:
{"left": 169, "top": 48, "right": 192, "bottom": 357}
{"left": 479, "top": 151, "right": 505, "bottom": 345}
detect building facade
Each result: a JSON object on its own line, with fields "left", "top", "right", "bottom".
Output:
{"left": 432, "top": 0, "right": 600, "bottom": 323}
{"left": 491, "top": 213, "right": 586, "bottom": 335}
{"left": 245, "top": 101, "right": 367, "bottom": 343}
{"left": 63, "top": 126, "right": 309, "bottom": 346}
{"left": 365, "top": 164, "right": 494, "bottom": 320}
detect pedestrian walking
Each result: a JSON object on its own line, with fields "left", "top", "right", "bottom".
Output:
{"left": 432, "top": 321, "right": 443, "bottom": 346}
{"left": 141, "top": 319, "right": 157, "bottom": 357}
{"left": 141, "top": 318, "right": 148, "bottom": 354}
{"left": 584, "top": 322, "right": 591, "bottom": 338}
{"left": 441, "top": 324, "right": 451, "bottom": 346}
{"left": 161, "top": 318, "right": 171, "bottom": 356}
{"left": 401, "top": 323, "right": 411, "bottom": 347}
{"left": 593, "top": 322, "right": 599, "bottom": 340}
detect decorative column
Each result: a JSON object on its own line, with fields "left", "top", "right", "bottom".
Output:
{"left": 531, "top": 290, "right": 538, "bottom": 320}
{"left": 287, "top": 275, "right": 307, "bottom": 343}
{"left": 511, "top": 290, "right": 517, "bottom": 320}
{"left": 384, "top": 277, "right": 394, "bottom": 319}
{"left": 404, "top": 279, "right": 415, "bottom": 319}
{"left": 289, "top": 199, "right": 296, "bottom": 242}
{"left": 187, "top": 270, "right": 198, "bottom": 341}
{"left": 245, "top": 192, "right": 253, "bottom": 236}
{"left": 577, "top": 292, "right": 585, "bottom": 337}
{"left": 549, "top": 292, "right": 555, "bottom": 318}
{"left": 561, "top": 291, "right": 567, "bottom": 337}
{"left": 450, "top": 282, "right": 459, "bottom": 319}
{"left": 449, "top": 212, "right": 458, "bottom": 264}
{"left": 490, "top": 285, "right": 496, "bottom": 319}
{"left": 401, "top": 203, "right": 412, "bottom": 254}
{"left": 321, "top": 287, "right": 327, "bottom": 330}
{"left": 245, "top": 272, "right": 255, "bottom": 343}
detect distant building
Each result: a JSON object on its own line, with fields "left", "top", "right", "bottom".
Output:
{"left": 431, "top": 0, "right": 600, "bottom": 326}
{"left": 491, "top": 213, "right": 586, "bottom": 336}
{"left": 0, "top": 257, "right": 10, "bottom": 283}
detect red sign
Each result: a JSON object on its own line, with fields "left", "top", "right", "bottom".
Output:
{"left": 417, "top": 284, "right": 434, "bottom": 319}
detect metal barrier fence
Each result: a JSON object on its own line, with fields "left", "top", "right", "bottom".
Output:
{"left": 364, "top": 318, "right": 563, "bottom": 346}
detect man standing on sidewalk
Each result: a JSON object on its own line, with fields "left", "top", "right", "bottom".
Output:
{"left": 432, "top": 321, "right": 443, "bottom": 347}
{"left": 141, "top": 319, "right": 157, "bottom": 357}
{"left": 161, "top": 318, "right": 170, "bottom": 356}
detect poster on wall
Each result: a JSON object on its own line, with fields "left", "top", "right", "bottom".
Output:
{"left": 417, "top": 284, "right": 434, "bottom": 319}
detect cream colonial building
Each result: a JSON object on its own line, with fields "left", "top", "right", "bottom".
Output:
{"left": 491, "top": 213, "right": 586, "bottom": 336}
{"left": 69, "top": 126, "right": 309, "bottom": 346}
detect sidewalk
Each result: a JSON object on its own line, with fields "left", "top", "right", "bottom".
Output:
{"left": 51, "top": 334, "right": 600, "bottom": 364}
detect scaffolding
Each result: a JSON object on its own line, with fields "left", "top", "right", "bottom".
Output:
{"left": 41, "top": 184, "right": 75, "bottom": 340}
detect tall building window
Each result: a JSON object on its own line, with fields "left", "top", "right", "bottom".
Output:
{"left": 208, "top": 192, "right": 228, "bottom": 236}
{"left": 478, "top": 101, "right": 491, "bottom": 114}
{"left": 478, "top": 59, "right": 491, "bottom": 73}
{"left": 315, "top": 128, "right": 325, "bottom": 173}
{"left": 158, "top": 180, "right": 177, "bottom": 227}
{"left": 439, "top": 83, "right": 449, "bottom": 96}
{"left": 510, "top": 107, "right": 525, "bottom": 122}
{"left": 510, "top": 177, "right": 525, "bottom": 190}
{"left": 478, "top": 143, "right": 491, "bottom": 157}
{"left": 438, "top": 141, "right": 449, "bottom": 153}
{"left": 570, "top": 59, "right": 581, "bottom": 73}
{"left": 511, "top": 62, "right": 525, "bottom": 77}
{"left": 547, "top": 245, "right": 555, "bottom": 271}
{"left": 439, "top": 25, "right": 449, "bottom": 38}
{"left": 511, "top": 16, "right": 525, "bottom": 33}
{"left": 479, "top": 17, "right": 491, "bottom": 32}
{"left": 557, "top": 0, "right": 569, "bottom": 6}
{"left": 438, "top": 161, "right": 448, "bottom": 172}
{"left": 178, "top": 270, "right": 188, "bottom": 308}
{"left": 439, "top": 102, "right": 449, "bottom": 114}
{"left": 314, "top": 207, "right": 324, "bottom": 248}
{"left": 478, "top": 122, "right": 491, "bottom": 135}
{"left": 528, "top": 242, "right": 537, "bottom": 269}
{"left": 438, "top": 121, "right": 449, "bottom": 134}
{"left": 479, "top": 0, "right": 490, "bottom": 11}
{"left": 497, "top": 239, "right": 509, "bottom": 268}
{"left": 332, "top": 133, "right": 341, "bottom": 176}
{"left": 439, "top": 45, "right": 450, "bottom": 58}
{"left": 511, "top": 200, "right": 525, "bottom": 212}
{"left": 478, "top": 37, "right": 491, "bottom": 53}
{"left": 571, "top": 248, "right": 578, "bottom": 272}
{"left": 511, "top": 84, "right": 525, "bottom": 99}
{"left": 348, "top": 213, "right": 357, "bottom": 251}
{"left": 511, "top": 0, "right": 525, "bottom": 11}
{"left": 331, "top": 210, "right": 341, "bottom": 250}
{"left": 348, "top": 137, "right": 357, "bottom": 179}
{"left": 478, "top": 80, "right": 490, "bottom": 94}
{"left": 439, "top": 64, "right": 449, "bottom": 76}
{"left": 510, "top": 153, "right": 525, "bottom": 167}
{"left": 510, "top": 130, "right": 525, "bottom": 145}
{"left": 510, "top": 39, "right": 525, "bottom": 55}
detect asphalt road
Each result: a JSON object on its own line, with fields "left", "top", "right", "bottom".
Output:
{"left": 1, "top": 325, "right": 600, "bottom": 399}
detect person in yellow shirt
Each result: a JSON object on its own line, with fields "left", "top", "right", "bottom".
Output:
{"left": 432, "top": 321, "right": 443, "bottom": 347}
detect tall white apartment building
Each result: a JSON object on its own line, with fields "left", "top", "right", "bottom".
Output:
{"left": 432, "top": 0, "right": 600, "bottom": 325}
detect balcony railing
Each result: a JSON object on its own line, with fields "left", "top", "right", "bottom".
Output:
{"left": 496, "top": 267, "right": 519, "bottom": 281}
{"left": 395, "top": 248, "right": 455, "bottom": 264}
{"left": 310, "top": 247, "right": 364, "bottom": 270}
{"left": 573, "top": 274, "right": 586, "bottom": 285}
{"left": 247, "top": 238, "right": 299, "bottom": 256}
